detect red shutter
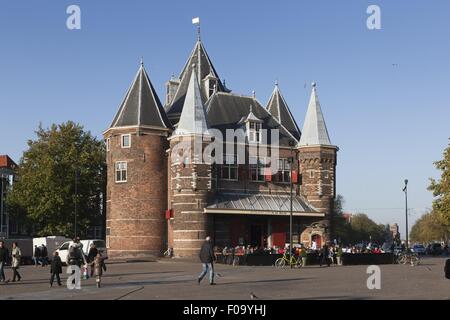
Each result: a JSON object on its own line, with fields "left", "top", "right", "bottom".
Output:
{"left": 291, "top": 170, "right": 298, "bottom": 184}
{"left": 165, "top": 209, "right": 173, "bottom": 220}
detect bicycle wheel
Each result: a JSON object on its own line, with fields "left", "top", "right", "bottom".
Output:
{"left": 410, "top": 255, "right": 420, "bottom": 266}
{"left": 275, "top": 258, "right": 286, "bottom": 268}
{"left": 398, "top": 254, "right": 407, "bottom": 265}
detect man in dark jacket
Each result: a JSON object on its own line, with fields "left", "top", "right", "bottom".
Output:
{"left": 50, "top": 251, "right": 63, "bottom": 287}
{"left": 0, "top": 241, "right": 8, "bottom": 282}
{"left": 197, "top": 236, "right": 216, "bottom": 285}
{"left": 320, "top": 244, "right": 330, "bottom": 267}
{"left": 41, "top": 244, "right": 49, "bottom": 267}
{"left": 87, "top": 243, "right": 98, "bottom": 277}
{"left": 33, "top": 245, "right": 41, "bottom": 266}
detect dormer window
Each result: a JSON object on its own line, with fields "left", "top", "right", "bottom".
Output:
{"left": 244, "top": 105, "right": 263, "bottom": 144}
{"left": 248, "top": 122, "right": 262, "bottom": 143}
{"left": 208, "top": 80, "right": 217, "bottom": 97}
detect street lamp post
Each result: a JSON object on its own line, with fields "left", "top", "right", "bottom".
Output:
{"left": 403, "top": 179, "right": 409, "bottom": 249}
{"left": 289, "top": 160, "right": 293, "bottom": 268}
{"left": 74, "top": 169, "right": 78, "bottom": 238}
{"left": 288, "top": 140, "right": 296, "bottom": 269}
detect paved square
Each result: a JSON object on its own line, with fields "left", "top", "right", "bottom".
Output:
{"left": 0, "top": 257, "right": 449, "bottom": 300}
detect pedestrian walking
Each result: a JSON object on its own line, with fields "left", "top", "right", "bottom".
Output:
{"left": 320, "top": 244, "right": 330, "bottom": 267}
{"left": 329, "top": 246, "right": 335, "bottom": 265}
{"left": 93, "top": 253, "right": 107, "bottom": 288}
{"left": 0, "top": 241, "right": 8, "bottom": 282}
{"left": 11, "top": 242, "right": 22, "bottom": 282}
{"left": 41, "top": 244, "right": 49, "bottom": 267}
{"left": 87, "top": 243, "right": 98, "bottom": 277}
{"left": 67, "top": 237, "right": 86, "bottom": 285}
{"left": 336, "top": 246, "right": 343, "bottom": 266}
{"left": 33, "top": 245, "right": 41, "bottom": 266}
{"left": 50, "top": 251, "right": 63, "bottom": 287}
{"left": 197, "top": 236, "right": 216, "bottom": 285}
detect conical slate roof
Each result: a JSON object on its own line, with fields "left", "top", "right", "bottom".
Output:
{"left": 110, "top": 62, "right": 171, "bottom": 129}
{"left": 298, "top": 83, "right": 332, "bottom": 146}
{"left": 165, "top": 40, "right": 225, "bottom": 122}
{"left": 267, "top": 83, "right": 301, "bottom": 141}
{"left": 174, "top": 65, "right": 210, "bottom": 136}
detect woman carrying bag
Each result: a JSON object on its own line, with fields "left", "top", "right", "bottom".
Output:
{"left": 11, "top": 242, "right": 22, "bottom": 282}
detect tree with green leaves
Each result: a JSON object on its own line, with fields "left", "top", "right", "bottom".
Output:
{"left": 410, "top": 210, "right": 448, "bottom": 243}
{"left": 7, "top": 121, "right": 106, "bottom": 237}
{"left": 330, "top": 194, "right": 351, "bottom": 242}
{"left": 348, "top": 213, "right": 387, "bottom": 244}
{"left": 428, "top": 138, "right": 450, "bottom": 233}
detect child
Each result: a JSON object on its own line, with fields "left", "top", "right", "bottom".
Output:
{"left": 93, "top": 253, "right": 107, "bottom": 288}
{"left": 50, "top": 251, "right": 63, "bottom": 287}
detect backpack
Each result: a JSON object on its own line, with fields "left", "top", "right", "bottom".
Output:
{"left": 445, "top": 259, "right": 450, "bottom": 279}
{"left": 69, "top": 245, "right": 80, "bottom": 260}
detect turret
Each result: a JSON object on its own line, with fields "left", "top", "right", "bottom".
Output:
{"left": 104, "top": 60, "right": 171, "bottom": 259}
{"left": 167, "top": 65, "right": 213, "bottom": 257}
{"left": 297, "top": 83, "right": 338, "bottom": 216}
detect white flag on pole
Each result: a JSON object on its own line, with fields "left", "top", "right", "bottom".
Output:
{"left": 192, "top": 17, "right": 200, "bottom": 25}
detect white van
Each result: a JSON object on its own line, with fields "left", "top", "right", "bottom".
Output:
{"left": 56, "top": 239, "right": 107, "bottom": 265}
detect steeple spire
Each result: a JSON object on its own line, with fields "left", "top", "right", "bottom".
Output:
{"left": 109, "top": 62, "right": 171, "bottom": 129}
{"left": 298, "top": 82, "right": 332, "bottom": 146}
{"left": 174, "top": 64, "right": 210, "bottom": 136}
{"left": 266, "top": 82, "right": 301, "bottom": 141}
{"left": 165, "top": 38, "right": 225, "bottom": 123}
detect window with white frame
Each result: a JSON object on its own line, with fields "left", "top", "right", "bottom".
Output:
{"left": 121, "top": 134, "right": 131, "bottom": 148}
{"left": 249, "top": 156, "right": 266, "bottom": 182}
{"left": 115, "top": 161, "right": 127, "bottom": 183}
{"left": 106, "top": 138, "right": 110, "bottom": 152}
{"left": 220, "top": 154, "right": 238, "bottom": 181}
{"left": 276, "top": 159, "right": 291, "bottom": 183}
{"left": 247, "top": 122, "right": 262, "bottom": 143}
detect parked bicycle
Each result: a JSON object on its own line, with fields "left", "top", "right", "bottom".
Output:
{"left": 396, "top": 250, "right": 420, "bottom": 266}
{"left": 163, "top": 247, "right": 173, "bottom": 258}
{"left": 275, "top": 252, "right": 303, "bottom": 268}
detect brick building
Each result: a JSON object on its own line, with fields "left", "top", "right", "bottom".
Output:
{"left": 104, "top": 37, "right": 339, "bottom": 259}
{"left": 0, "top": 155, "right": 22, "bottom": 238}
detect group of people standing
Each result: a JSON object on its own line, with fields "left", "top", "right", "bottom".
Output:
{"left": 0, "top": 241, "right": 23, "bottom": 283}
{"left": 0, "top": 238, "right": 106, "bottom": 288}
{"left": 33, "top": 244, "right": 49, "bottom": 267}
{"left": 51, "top": 237, "right": 107, "bottom": 288}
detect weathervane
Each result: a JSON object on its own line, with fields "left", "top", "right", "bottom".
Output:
{"left": 192, "top": 17, "right": 201, "bottom": 41}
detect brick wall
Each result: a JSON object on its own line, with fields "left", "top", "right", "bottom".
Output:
{"left": 105, "top": 128, "right": 169, "bottom": 259}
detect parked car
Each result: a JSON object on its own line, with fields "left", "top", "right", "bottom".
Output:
{"left": 56, "top": 239, "right": 107, "bottom": 265}
{"left": 426, "top": 243, "right": 443, "bottom": 256}
{"left": 411, "top": 244, "right": 426, "bottom": 255}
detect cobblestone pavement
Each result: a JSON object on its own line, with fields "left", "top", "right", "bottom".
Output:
{"left": 0, "top": 257, "right": 449, "bottom": 300}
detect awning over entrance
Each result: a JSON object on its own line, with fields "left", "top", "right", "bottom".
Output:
{"left": 205, "top": 193, "right": 324, "bottom": 217}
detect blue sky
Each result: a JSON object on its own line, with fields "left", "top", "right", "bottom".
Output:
{"left": 1, "top": 1, "right": 449, "bottom": 237}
